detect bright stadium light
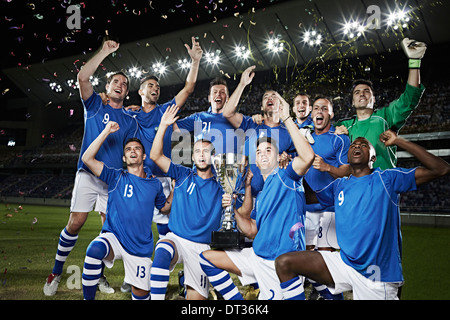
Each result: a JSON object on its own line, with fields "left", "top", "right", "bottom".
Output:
{"left": 386, "top": 9, "right": 410, "bottom": 30}
{"left": 342, "top": 19, "right": 366, "bottom": 39}
{"left": 89, "top": 76, "right": 99, "bottom": 86}
{"left": 152, "top": 62, "right": 167, "bottom": 75}
{"left": 267, "top": 37, "right": 284, "bottom": 53}
{"left": 49, "top": 82, "right": 63, "bottom": 93}
{"left": 302, "top": 29, "right": 323, "bottom": 47}
{"left": 66, "top": 79, "right": 79, "bottom": 90}
{"left": 178, "top": 58, "right": 191, "bottom": 70}
{"left": 235, "top": 45, "right": 251, "bottom": 60}
{"left": 128, "top": 67, "right": 142, "bottom": 79}
{"left": 205, "top": 52, "right": 220, "bottom": 65}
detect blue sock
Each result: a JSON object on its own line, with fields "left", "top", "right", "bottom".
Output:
{"left": 132, "top": 291, "right": 150, "bottom": 300}
{"left": 52, "top": 227, "right": 78, "bottom": 275}
{"left": 199, "top": 253, "right": 243, "bottom": 300}
{"left": 150, "top": 242, "right": 175, "bottom": 300}
{"left": 310, "top": 280, "right": 344, "bottom": 300}
{"left": 82, "top": 237, "right": 109, "bottom": 300}
{"left": 280, "top": 276, "right": 305, "bottom": 300}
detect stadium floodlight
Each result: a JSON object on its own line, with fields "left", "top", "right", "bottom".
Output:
{"left": 152, "top": 62, "right": 167, "bottom": 75}
{"left": 302, "top": 29, "right": 323, "bottom": 47}
{"left": 178, "top": 58, "right": 191, "bottom": 70}
{"left": 235, "top": 45, "right": 251, "bottom": 60}
{"left": 267, "top": 37, "right": 284, "bottom": 53}
{"left": 49, "top": 82, "right": 63, "bottom": 93}
{"left": 128, "top": 67, "right": 142, "bottom": 79}
{"left": 205, "top": 52, "right": 220, "bottom": 65}
{"left": 66, "top": 79, "right": 79, "bottom": 90}
{"left": 386, "top": 9, "right": 410, "bottom": 30}
{"left": 89, "top": 76, "right": 99, "bottom": 86}
{"left": 342, "top": 19, "right": 366, "bottom": 39}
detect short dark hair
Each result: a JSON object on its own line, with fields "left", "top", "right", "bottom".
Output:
{"left": 140, "top": 75, "right": 160, "bottom": 87}
{"left": 106, "top": 71, "right": 130, "bottom": 89}
{"left": 193, "top": 138, "right": 215, "bottom": 155}
{"left": 124, "top": 138, "right": 145, "bottom": 155}
{"left": 351, "top": 79, "right": 374, "bottom": 94}
{"left": 256, "top": 136, "right": 279, "bottom": 155}
{"left": 294, "top": 92, "right": 310, "bottom": 99}
{"left": 209, "top": 77, "right": 228, "bottom": 94}
{"left": 312, "top": 95, "right": 333, "bottom": 107}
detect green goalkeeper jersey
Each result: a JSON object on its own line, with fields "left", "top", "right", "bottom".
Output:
{"left": 336, "top": 84, "right": 425, "bottom": 170}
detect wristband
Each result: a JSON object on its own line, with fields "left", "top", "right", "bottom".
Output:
{"left": 408, "top": 59, "right": 421, "bottom": 69}
{"left": 282, "top": 116, "right": 292, "bottom": 122}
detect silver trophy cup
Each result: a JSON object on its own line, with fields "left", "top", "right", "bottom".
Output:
{"left": 210, "top": 153, "right": 247, "bottom": 249}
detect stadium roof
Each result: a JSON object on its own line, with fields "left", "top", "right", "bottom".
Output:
{"left": 1, "top": 0, "right": 450, "bottom": 106}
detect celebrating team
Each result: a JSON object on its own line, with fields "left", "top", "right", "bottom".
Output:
{"left": 43, "top": 35, "right": 450, "bottom": 300}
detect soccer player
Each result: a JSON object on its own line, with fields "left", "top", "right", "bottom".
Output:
{"left": 222, "top": 66, "right": 300, "bottom": 195}
{"left": 149, "top": 105, "right": 225, "bottom": 300}
{"left": 43, "top": 39, "right": 138, "bottom": 296}
{"left": 125, "top": 37, "right": 202, "bottom": 251}
{"left": 293, "top": 93, "right": 313, "bottom": 129}
{"left": 335, "top": 38, "right": 426, "bottom": 170}
{"left": 199, "top": 94, "right": 315, "bottom": 300}
{"left": 275, "top": 130, "right": 450, "bottom": 300}
{"left": 80, "top": 121, "right": 171, "bottom": 300}
{"left": 302, "top": 96, "right": 350, "bottom": 300}
{"left": 176, "top": 77, "right": 244, "bottom": 155}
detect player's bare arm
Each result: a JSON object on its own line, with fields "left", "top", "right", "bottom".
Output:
{"left": 150, "top": 104, "right": 180, "bottom": 173}
{"left": 174, "top": 37, "right": 203, "bottom": 108}
{"left": 82, "top": 121, "right": 120, "bottom": 177}
{"left": 77, "top": 39, "right": 120, "bottom": 101}
{"left": 277, "top": 93, "right": 314, "bottom": 176}
{"left": 222, "top": 65, "right": 256, "bottom": 128}
{"left": 380, "top": 130, "right": 450, "bottom": 186}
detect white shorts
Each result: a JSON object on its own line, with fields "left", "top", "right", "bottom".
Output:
{"left": 153, "top": 176, "right": 171, "bottom": 225}
{"left": 225, "top": 247, "right": 286, "bottom": 300}
{"left": 319, "top": 251, "right": 401, "bottom": 300}
{"left": 70, "top": 169, "right": 108, "bottom": 214}
{"left": 99, "top": 232, "right": 152, "bottom": 291}
{"left": 162, "top": 232, "right": 211, "bottom": 298}
{"left": 317, "top": 211, "right": 339, "bottom": 249}
{"left": 305, "top": 211, "right": 321, "bottom": 246}
{"left": 305, "top": 211, "right": 339, "bottom": 249}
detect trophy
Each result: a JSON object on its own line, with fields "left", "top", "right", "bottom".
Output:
{"left": 210, "top": 153, "right": 248, "bottom": 249}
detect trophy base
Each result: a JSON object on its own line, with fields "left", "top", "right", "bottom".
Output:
{"left": 210, "top": 231, "right": 245, "bottom": 249}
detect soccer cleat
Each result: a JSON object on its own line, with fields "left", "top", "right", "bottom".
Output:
{"left": 120, "top": 281, "right": 131, "bottom": 293}
{"left": 98, "top": 276, "right": 115, "bottom": 294}
{"left": 43, "top": 273, "right": 61, "bottom": 296}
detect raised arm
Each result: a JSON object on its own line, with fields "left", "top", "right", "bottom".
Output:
{"left": 150, "top": 105, "right": 180, "bottom": 173}
{"left": 223, "top": 65, "right": 256, "bottom": 128}
{"left": 380, "top": 130, "right": 450, "bottom": 186}
{"left": 82, "top": 121, "right": 120, "bottom": 177}
{"left": 174, "top": 37, "right": 203, "bottom": 108}
{"left": 312, "top": 155, "right": 351, "bottom": 179}
{"left": 77, "top": 39, "right": 120, "bottom": 101}
{"left": 277, "top": 93, "right": 314, "bottom": 176}
{"left": 400, "top": 38, "right": 426, "bottom": 88}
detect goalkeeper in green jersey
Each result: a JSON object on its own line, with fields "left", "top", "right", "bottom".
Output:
{"left": 335, "top": 38, "right": 426, "bottom": 170}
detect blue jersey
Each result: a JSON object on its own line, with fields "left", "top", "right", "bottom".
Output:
{"left": 295, "top": 117, "right": 314, "bottom": 129}
{"left": 176, "top": 110, "right": 245, "bottom": 154}
{"left": 99, "top": 165, "right": 166, "bottom": 258}
{"left": 239, "top": 116, "right": 296, "bottom": 196}
{"left": 166, "top": 162, "right": 224, "bottom": 244}
{"left": 304, "top": 127, "right": 350, "bottom": 212}
{"left": 316, "top": 167, "right": 417, "bottom": 282}
{"left": 126, "top": 99, "right": 175, "bottom": 177}
{"left": 251, "top": 163, "right": 306, "bottom": 260}
{"left": 78, "top": 92, "right": 138, "bottom": 173}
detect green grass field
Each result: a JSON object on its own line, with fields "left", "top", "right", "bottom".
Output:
{"left": 0, "top": 203, "right": 449, "bottom": 300}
